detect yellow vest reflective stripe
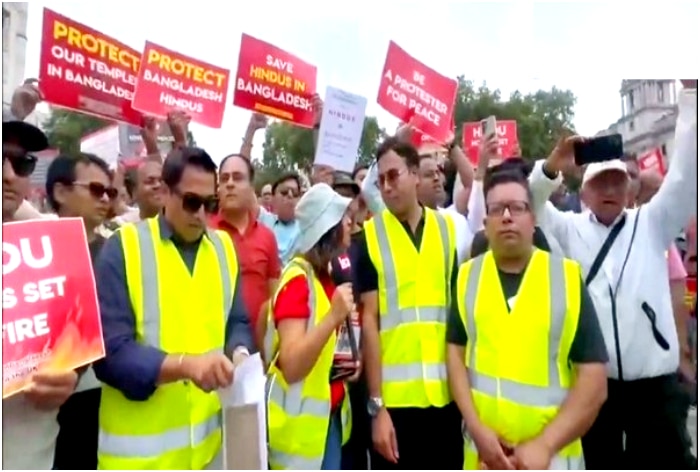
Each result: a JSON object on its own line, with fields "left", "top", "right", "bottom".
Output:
{"left": 365, "top": 208, "right": 455, "bottom": 408}
{"left": 457, "top": 250, "right": 583, "bottom": 470}
{"left": 98, "top": 217, "right": 237, "bottom": 470}
{"left": 267, "top": 258, "right": 351, "bottom": 470}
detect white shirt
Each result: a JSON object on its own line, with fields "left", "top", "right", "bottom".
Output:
{"left": 360, "top": 162, "right": 483, "bottom": 263}
{"left": 2, "top": 395, "right": 59, "bottom": 469}
{"left": 528, "top": 89, "right": 698, "bottom": 380}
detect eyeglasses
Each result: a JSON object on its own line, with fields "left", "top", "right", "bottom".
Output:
{"left": 377, "top": 168, "right": 408, "bottom": 188}
{"left": 278, "top": 188, "right": 299, "bottom": 199}
{"left": 72, "top": 182, "right": 119, "bottom": 200}
{"left": 486, "top": 200, "right": 530, "bottom": 217}
{"left": 173, "top": 188, "right": 219, "bottom": 214}
{"left": 2, "top": 151, "right": 37, "bottom": 177}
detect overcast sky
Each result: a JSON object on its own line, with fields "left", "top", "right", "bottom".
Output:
{"left": 24, "top": 0, "right": 700, "bottom": 163}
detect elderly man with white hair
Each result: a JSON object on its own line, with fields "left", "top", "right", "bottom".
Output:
{"left": 528, "top": 80, "right": 698, "bottom": 470}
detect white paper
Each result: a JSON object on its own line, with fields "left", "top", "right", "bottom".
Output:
{"left": 314, "top": 86, "right": 368, "bottom": 173}
{"left": 218, "top": 353, "right": 268, "bottom": 469}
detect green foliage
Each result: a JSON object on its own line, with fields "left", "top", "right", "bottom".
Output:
{"left": 453, "top": 77, "right": 577, "bottom": 160}
{"left": 43, "top": 108, "right": 110, "bottom": 153}
{"left": 258, "top": 116, "right": 386, "bottom": 184}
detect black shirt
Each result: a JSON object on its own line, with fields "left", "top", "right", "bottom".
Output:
{"left": 352, "top": 209, "right": 458, "bottom": 296}
{"left": 446, "top": 267, "right": 609, "bottom": 364}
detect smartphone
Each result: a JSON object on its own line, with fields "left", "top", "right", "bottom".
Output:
{"left": 574, "top": 134, "right": 623, "bottom": 166}
{"left": 481, "top": 116, "right": 497, "bottom": 138}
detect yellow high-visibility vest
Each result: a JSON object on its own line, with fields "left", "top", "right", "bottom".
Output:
{"left": 98, "top": 217, "right": 239, "bottom": 470}
{"left": 266, "top": 257, "right": 351, "bottom": 470}
{"left": 456, "top": 250, "right": 584, "bottom": 470}
{"left": 364, "top": 208, "right": 455, "bottom": 408}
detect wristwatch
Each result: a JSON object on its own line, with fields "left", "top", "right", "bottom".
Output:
{"left": 367, "top": 396, "right": 385, "bottom": 417}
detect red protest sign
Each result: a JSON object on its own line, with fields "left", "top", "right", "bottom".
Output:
{"left": 234, "top": 34, "right": 317, "bottom": 127}
{"left": 462, "top": 120, "right": 519, "bottom": 165}
{"left": 637, "top": 147, "right": 666, "bottom": 175}
{"left": 2, "top": 218, "right": 104, "bottom": 399}
{"left": 377, "top": 41, "right": 457, "bottom": 144}
{"left": 132, "top": 42, "right": 230, "bottom": 129}
{"left": 39, "top": 8, "right": 143, "bottom": 125}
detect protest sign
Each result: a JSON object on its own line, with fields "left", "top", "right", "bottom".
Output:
{"left": 377, "top": 41, "right": 457, "bottom": 144}
{"left": 2, "top": 218, "right": 104, "bottom": 399}
{"left": 233, "top": 33, "right": 317, "bottom": 127}
{"left": 132, "top": 42, "right": 230, "bottom": 129}
{"left": 39, "top": 8, "right": 142, "bottom": 125}
{"left": 462, "top": 120, "right": 519, "bottom": 165}
{"left": 637, "top": 147, "right": 666, "bottom": 175}
{"left": 314, "top": 86, "right": 367, "bottom": 173}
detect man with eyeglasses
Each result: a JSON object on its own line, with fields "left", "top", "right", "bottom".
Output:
{"left": 2, "top": 109, "right": 86, "bottom": 471}
{"left": 41, "top": 152, "right": 117, "bottom": 469}
{"left": 93, "top": 147, "right": 255, "bottom": 470}
{"left": 257, "top": 172, "right": 302, "bottom": 265}
{"left": 259, "top": 183, "right": 273, "bottom": 212}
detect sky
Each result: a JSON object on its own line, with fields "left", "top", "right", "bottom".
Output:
{"left": 23, "top": 0, "right": 700, "bottom": 164}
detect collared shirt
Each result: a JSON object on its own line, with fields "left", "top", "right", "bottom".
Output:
{"left": 257, "top": 206, "right": 300, "bottom": 265}
{"left": 93, "top": 216, "right": 254, "bottom": 401}
{"left": 210, "top": 213, "right": 281, "bottom": 328}
{"left": 529, "top": 88, "right": 697, "bottom": 380}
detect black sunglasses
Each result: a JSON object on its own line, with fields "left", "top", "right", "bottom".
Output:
{"left": 72, "top": 182, "right": 119, "bottom": 200}
{"left": 3, "top": 152, "right": 37, "bottom": 177}
{"left": 175, "top": 189, "right": 219, "bottom": 214}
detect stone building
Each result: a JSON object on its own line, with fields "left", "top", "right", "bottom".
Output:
{"left": 2, "top": 3, "right": 28, "bottom": 113}
{"left": 596, "top": 80, "right": 679, "bottom": 162}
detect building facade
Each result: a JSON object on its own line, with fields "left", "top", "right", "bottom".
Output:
{"left": 596, "top": 79, "right": 679, "bottom": 162}
{"left": 2, "top": 2, "right": 29, "bottom": 113}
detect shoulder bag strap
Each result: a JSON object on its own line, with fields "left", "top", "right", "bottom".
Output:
{"left": 585, "top": 213, "right": 628, "bottom": 287}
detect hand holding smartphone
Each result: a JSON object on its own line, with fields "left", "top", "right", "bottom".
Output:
{"left": 481, "top": 116, "right": 497, "bottom": 138}
{"left": 573, "top": 133, "right": 623, "bottom": 166}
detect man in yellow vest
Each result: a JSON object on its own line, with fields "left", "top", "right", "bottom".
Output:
{"left": 446, "top": 169, "right": 608, "bottom": 470}
{"left": 93, "top": 147, "right": 255, "bottom": 470}
{"left": 354, "top": 136, "right": 462, "bottom": 469}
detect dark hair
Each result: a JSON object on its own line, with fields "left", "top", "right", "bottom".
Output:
{"left": 46, "top": 152, "right": 111, "bottom": 212}
{"left": 161, "top": 147, "right": 217, "bottom": 189}
{"left": 375, "top": 136, "right": 420, "bottom": 168}
{"left": 124, "top": 167, "right": 138, "bottom": 199}
{"left": 483, "top": 169, "right": 533, "bottom": 203}
{"left": 487, "top": 158, "right": 534, "bottom": 180}
{"left": 304, "top": 220, "right": 345, "bottom": 276}
{"left": 351, "top": 164, "right": 368, "bottom": 180}
{"left": 220, "top": 153, "right": 255, "bottom": 182}
{"left": 272, "top": 172, "right": 302, "bottom": 194}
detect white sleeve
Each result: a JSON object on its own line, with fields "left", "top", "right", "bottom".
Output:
{"left": 644, "top": 88, "right": 698, "bottom": 249}
{"left": 528, "top": 160, "right": 574, "bottom": 249}
{"left": 466, "top": 180, "right": 485, "bottom": 234}
{"left": 360, "top": 161, "right": 386, "bottom": 215}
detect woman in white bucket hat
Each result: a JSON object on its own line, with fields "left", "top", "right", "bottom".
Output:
{"left": 265, "top": 183, "right": 360, "bottom": 470}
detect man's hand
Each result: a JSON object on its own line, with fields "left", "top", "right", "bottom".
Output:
{"left": 372, "top": 409, "right": 399, "bottom": 463}
{"left": 11, "top": 79, "right": 43, "bottom": 120}
{"left": 249, "top": 112, "right": 269, "bottom": 131}
{"left": 512, "top": 437, "right": 554, "bottom": 470}
{"left": 312, "top": 94, "right": 323, "bottom": 126}
{"left": 140, "top": 116, "right": 158, "bottom": 143}
{"left": 544, "top": 135, "right": 584, "bottom": 174}
{"left": 471, "top": 423, "right": 516, "bottom": 470}
{"left": 395, "top": 119, "right": 417, "bottom": 144}
{"left": 24, "top": 370, "right": 78, "bottom": 410}
{"left": 182, "top": 352, "right": 234, "bottom": 392}
{"left": 167, "top": 111, "right": 191, "bottom": 147}
{"left": 311, "top": 164, "right": 334, "bottom": 186}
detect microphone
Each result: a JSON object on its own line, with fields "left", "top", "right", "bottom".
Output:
{"left": 329, "top": 254, "right": 359, "bottom": 362}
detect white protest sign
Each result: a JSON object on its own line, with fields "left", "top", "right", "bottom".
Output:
{"left": 314, "top": 86, "right": 367, "bottom": 173}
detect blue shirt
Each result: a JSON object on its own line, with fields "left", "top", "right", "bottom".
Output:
{"left": 257, "top": 206, "right": 299, "bottom": 265}
{"left": 92, "top": 216, "right": 254, "bottom": 402}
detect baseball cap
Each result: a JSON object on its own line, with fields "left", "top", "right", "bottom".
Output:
{"left": 582, "top": 159, "right": 629, "bottom": 186}
{"left": 2, "top": 109, "right": 49, "bottom": 153}
{"left": 332, "top": 171, "right": 360, "bottom": 196}
{"left": 294, "top": 183, "right": 352, "bottom": 254}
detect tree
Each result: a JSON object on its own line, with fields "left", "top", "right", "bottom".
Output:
{"left": 258, "top": 116, "right": 386, "bottom": 183}
{"left": 452, "top": 77, "right": 577, "bottom": 160}
{"left": 43, "top": 108, "right": 110, "bottom": 153}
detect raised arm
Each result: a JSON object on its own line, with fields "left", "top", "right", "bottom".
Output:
{"left": 645, "top": 83, "right": 698, "bottom": 248}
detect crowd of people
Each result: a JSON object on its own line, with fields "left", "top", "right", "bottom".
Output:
{"left": 1, "top": 78, "right": 698, "bottom": 470}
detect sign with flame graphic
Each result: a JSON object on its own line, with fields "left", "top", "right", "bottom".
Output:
{"left": 2, "top": 218, "right": 104, "bottom": 398}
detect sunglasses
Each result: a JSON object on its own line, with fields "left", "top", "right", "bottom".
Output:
{"left": 174, "top": 189, "right": 219, "bottom": 214}
{"left": 72, "top": 182, "right": 119, "bottom": 200}
{"left": 377, "top": 168, "right": 408, "bottom": 188}
{"left": 3, "top": 152, "right": 37, "bottom": 177}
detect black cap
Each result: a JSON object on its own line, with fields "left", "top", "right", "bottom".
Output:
{"left": 332, "top": 171, "right": 360, "bottom": 196}
{"left": 3, "top": 109, "right": 49, "bottom": 153}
